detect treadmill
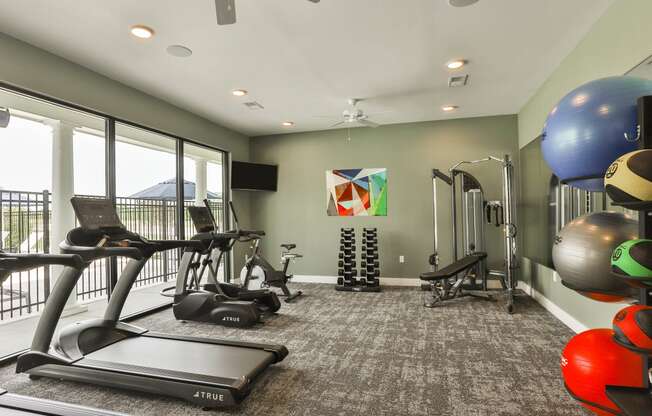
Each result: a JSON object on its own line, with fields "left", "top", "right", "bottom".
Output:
{"left": 16, "top": 197, "right": 288, "bottom": 408}
{"left": 0, "top": 251, "right": 125, "bottom": 415}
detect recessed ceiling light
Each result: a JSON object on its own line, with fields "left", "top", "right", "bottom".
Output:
{"left": 442, "top": 105, "right": 458, "bottom": 112}
{"left": 232, "top": 89, "right": 248, "bottom": 97}
{"left": 281, "top": 121, "right": 294, "bottom": 127}
{"left": 166, "top": 45, "right": 192, "bottom": 58}
{"left": 130, "top": 25, "right": 154, "bottom": 39}
{"left": 446, "top": 59, "right": 467, "bottom": 70}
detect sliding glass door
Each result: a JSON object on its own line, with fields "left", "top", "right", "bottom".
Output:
{"left": 0, "top": 87, "right": 106, "bottom": 357}
{"left": 115, "top": 122, "right": 179, "bottom": 317}
{"left": 183, "top": 142, "right": 227, "bottom": 280}
{"left": 0, "top": 85, "right": 229, "bottom": 357}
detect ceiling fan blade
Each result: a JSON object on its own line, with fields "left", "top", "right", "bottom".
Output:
{"left": 215, "top": 0, "right": 236, "bottom": 25}
{"left": 357, "top": 119, "right": 380, "bottom": 128}
{"left": 329, "top": 121, "right": 346, "bottom": 128}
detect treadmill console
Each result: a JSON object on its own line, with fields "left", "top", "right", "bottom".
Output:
{"left": 71, "top": 197, "right": 126, "bottom": 232}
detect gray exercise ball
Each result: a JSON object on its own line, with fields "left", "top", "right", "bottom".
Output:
{"left": 552, "top": 211, "right": 638, "bottom": 302}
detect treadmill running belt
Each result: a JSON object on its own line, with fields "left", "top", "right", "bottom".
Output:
{"left": 79, "top": 336, "right": 276, "bottom": 383}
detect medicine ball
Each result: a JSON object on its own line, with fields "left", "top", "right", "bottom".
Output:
{"left": 613, "top": 305, "right": 652, "bottom": 354}
{"left": 611, "top": 239, "right": 652, "bottom": 288}
{"left": 605, "top": 150, "right": 652, "bottom": 206}
{"left": 553, "top": 212, "right": 637, "bottom": 302}
{"left": 541, "top": 76, "right": 652, "bottom": 191}
{"left": 561, "top": 328, "right": 645, "bottom": 416}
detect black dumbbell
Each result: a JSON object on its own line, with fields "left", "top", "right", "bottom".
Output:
{"left": 338, "top": 260, "right": 356, "bottom": 268}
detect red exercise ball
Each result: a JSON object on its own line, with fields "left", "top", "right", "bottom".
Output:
{"left": 613, "top": 305, "right": 652, "bottom": 353}
{"left": 561, "top": 328, "right": 645, "bottom": 415}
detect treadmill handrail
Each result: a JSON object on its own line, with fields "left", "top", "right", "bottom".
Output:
{"left": 0, "top": 251, "right": 85, "bottom": 274}
{"left": 60, "top": 239, "right": 143, "bottom": 263}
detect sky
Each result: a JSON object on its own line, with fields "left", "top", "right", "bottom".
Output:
{"left": 0, "top": 116, "right": 223, "bottom": 197}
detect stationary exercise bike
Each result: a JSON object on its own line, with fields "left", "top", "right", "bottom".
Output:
{"left": 161, "top": 201, "right": 281, "bottom": 328}
{"left": 230, "top": 202, "right": 304, "bottom": 302}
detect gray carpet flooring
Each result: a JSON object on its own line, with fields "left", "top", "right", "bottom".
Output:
{"left": 0, "top": 283, "right": 586, "bottom": 415}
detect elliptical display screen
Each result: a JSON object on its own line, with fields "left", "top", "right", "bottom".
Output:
{"left": 187, "top": 206, "right": 216, "bottom": 233}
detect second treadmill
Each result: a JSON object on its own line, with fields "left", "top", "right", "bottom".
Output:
{"left": 16, "top": 197, "right": 288, "bottom": 408}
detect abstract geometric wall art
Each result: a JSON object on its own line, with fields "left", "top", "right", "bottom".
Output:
{"left": 326, "top": 168, "right": 387, "bottom": 216}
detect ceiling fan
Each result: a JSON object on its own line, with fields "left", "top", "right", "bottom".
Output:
{"left": 327, "top": 99, "right": 381, "bottom": 129}
{"left": 215, "top": 0, "right": 320, "bottom": 26}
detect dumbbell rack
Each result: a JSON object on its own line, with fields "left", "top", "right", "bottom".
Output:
{"left": 336, "top": 228, "right": 382, "bottom": 292}
{"left": 336, "top": 228, "right": 358, "bottom": 289}
{"left": 604, "top": 95, "right": 652, "bottom": 415}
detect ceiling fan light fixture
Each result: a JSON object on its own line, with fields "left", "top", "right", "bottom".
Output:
{"left": 281, "top": 121, "right": 294, "bottom": 127}
{"left": 442, "top": 105, "right": 458, "bottom": 112}
{"left": 130, "top": 25, "right": 155, "bottom": 39}
{"left": 232, "top": 89, "right": 248, "bottom": 97}
{"left": 446, "top": 59, "right": 467, "bottom": 70}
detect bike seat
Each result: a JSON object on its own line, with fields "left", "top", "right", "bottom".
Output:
{"left": 281, "top": 243, "right": 296, "bottom": 251}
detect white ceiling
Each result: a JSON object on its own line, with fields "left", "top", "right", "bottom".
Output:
{"left": 0, "top": 0, "right": 614, "bottom": 137}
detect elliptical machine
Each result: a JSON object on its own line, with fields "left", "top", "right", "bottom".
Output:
{"left": 161, "top": 201, "right": 281, "bottom": 328}
{"left": 231, "top": 202, "right": 303, "bottom": 302}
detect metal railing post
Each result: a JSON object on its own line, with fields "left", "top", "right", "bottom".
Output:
{"left": 42, "top": 190, "right": 51, "bottom": 298}
{"left": 0, "top": 192, "right": 3, "bottom": 251}
{"left": 162, "top": 200, "right": 169, "bottom": 281}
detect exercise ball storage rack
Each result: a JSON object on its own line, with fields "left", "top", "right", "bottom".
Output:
{"left": 602, "top": 95, "right": 652, "bottom": 416}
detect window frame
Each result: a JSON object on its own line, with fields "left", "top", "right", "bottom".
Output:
{"left": 0, "top": 81, "right": 232, "bottom": 363}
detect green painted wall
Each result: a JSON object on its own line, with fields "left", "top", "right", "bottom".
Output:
{"left": 249, "top": 115, "right": 518, "bottom": 279}
{"left": 518, "top": 0, "right": 652, "bottom": 148}
{"left": 517, "top": 0, "right": 652, "bottom": 329}
{"left": 0, "top": 32, "right": 252, "bottom": 271}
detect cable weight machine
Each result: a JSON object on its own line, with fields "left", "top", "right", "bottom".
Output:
{"left": 420, "top": 154, "right": 518, "bottom": 313}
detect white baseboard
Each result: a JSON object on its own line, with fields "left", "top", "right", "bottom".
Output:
{"left": 291, "top": 275, "right": 337, "bottom": 284}
{"left": 379, "top": 277, "right": 421, "bottom": 286}
{"left": 517, "top": 281, "right": 588, "bottom": 334}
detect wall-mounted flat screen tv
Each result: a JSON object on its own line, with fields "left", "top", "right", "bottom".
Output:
{"left": 231, "top": 161, "right": 278, "bottom": 191}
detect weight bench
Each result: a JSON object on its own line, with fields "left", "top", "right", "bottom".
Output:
{"left": 420, "top": 252, "right": 488, "bottom": 308}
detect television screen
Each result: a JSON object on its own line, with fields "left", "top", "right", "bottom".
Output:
{"left": 231, "top": 161, "right": 278, "bottom": 191}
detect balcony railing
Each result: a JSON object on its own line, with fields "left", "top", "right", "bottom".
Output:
{"left": 0, "top": 190, "right": 223, "bottom": 321}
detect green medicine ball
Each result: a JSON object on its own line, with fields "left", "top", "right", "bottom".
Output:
{"left": 611, "top": 239, "right": 652, "bottom": 287}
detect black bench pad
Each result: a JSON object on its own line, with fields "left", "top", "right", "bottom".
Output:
{"left": 420, "top": 253, "right": 487, "bottom": 281}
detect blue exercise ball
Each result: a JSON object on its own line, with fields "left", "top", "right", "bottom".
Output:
{"left": 541, "top": 76, "right": 652, "bottom": 192}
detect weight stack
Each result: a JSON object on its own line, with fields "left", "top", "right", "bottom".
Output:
{"left": 336, "top": 228, "right": 357, "bottom": 290}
